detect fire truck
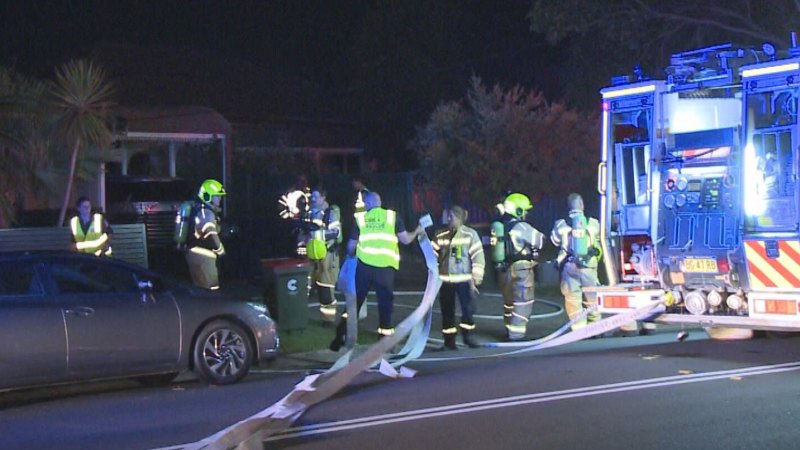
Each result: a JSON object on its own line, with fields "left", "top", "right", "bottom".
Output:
{"left": 592, "top": 40, "right": 800, "bottom": 332}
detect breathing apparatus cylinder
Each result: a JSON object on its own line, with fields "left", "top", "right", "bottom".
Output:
{"left": 568, "top": 212, "right": 589, "bottom": 258}
{"left": 490, "top": 220, "right": 505, "bottom": 264}
{"left": 174, "top": 201, "right": 194, "bottom": 249}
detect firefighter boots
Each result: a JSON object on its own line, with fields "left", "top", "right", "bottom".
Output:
{"left": 461, "top": 329, "right": 479, "bottom": 348}
{"left": 437, "top": 333, "right": 457, "bottom": 351}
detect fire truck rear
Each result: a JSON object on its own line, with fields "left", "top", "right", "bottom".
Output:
{"left": 592, "top": 40, "right": 800, "bottom": 332}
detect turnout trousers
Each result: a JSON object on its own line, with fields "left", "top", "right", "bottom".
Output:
{"left": 312, "top": 250, "right": 339, "bottom": 322}
{"left": 560, "top": 262, "right": 601, "bottom": 330}
{"left": 186, "top": 249, "right": 219, "bottom": 290}
{"left": 440, "top": 281, "right": 475, "bottom": 335}
{"left": 500, "top": 260, "right": 535, "bottom": 340}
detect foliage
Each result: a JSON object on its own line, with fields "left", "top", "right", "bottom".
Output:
{"left": 0, "top": 68, "right": 50, "bottom": 226}
{"left": 49, "top": 59, "right": 115, "bottom": 226}
{"left": 528, "top": 0, "right": 800, "bottom": 109}
{"left": 412, "top": 76, "right": 598, "bottom": 210}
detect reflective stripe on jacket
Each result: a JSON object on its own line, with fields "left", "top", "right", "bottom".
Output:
{"left": 190, "top": 204, "right": 225, "bottom": 258}
{"left": 355, "top": 208, "right": 399, "bottom": 270}
{"left": 432, "top": 225, "right": 485, "bottom": 284}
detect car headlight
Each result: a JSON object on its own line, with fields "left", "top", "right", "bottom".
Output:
{"left": 248, "top": 302, "right": 268, "bottom": 314}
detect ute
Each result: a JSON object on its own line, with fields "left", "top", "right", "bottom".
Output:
{"left": 591, "top": 38, "right": 800, "bottom": 333}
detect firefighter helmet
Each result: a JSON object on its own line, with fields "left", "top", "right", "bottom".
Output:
{"left": 567, "top": 192, "right": 584, "bottom": 212}
{"left": 198, "top": 179, "right": 226, "bottom": 203}
{"left": 503, "top": 193, "right": 532, "bottom": 218}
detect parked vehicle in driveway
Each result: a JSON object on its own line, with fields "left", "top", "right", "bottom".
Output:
{"left": 105, "top": 175, "right": 194, "bottom": 249}
{"left": 0, "top": 251, "right": 279, "bottom": 391}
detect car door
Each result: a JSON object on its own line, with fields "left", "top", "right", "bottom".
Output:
{"left": 47, "top": 258, "right": 181, "bottom": 379}
{"left": 0, "top": 260, "right": 68, "bottom": 390}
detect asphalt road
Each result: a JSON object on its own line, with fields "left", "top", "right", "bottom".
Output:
{"left": 3, "top": 329, "right": 800, "bottom": 450}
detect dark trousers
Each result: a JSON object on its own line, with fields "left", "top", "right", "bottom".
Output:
{"left": 355, "top": 260, "right": 396, "bottom": 329}
{"left": 440, "top": 281, "right": 474, "bottom": 330}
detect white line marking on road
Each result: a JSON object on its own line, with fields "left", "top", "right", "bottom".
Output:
{"left": 264, "top": 361, "right": 800, "bottom": 442}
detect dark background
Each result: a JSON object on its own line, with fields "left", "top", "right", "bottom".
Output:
{"left": 0, "top": 0, "right": 563, "bottom": 171}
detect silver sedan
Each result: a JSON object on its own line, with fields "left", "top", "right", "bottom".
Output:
{"left": 0, "top": 251, "right": 279, "bottom": 391}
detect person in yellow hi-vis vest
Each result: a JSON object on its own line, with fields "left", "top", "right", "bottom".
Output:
{"left": 186, "top": 179, "right": 227, "bottom": 290}
{"left": 329, "top": 191, "right": 423, "bottom": 351}
{"left": 70, "top": 197, "right": 113, "bottom": 257}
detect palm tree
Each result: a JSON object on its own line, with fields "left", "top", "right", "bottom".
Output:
{"left": 49, "top": 59, "right": 114, "bottom": 226}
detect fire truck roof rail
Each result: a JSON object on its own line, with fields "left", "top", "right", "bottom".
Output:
{"left": 665, "top": 43, "right": 754, "bottom": 90}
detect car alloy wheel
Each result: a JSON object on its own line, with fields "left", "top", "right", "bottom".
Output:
{"left": 193, "top": 320, "right": 253, "bottom": 385}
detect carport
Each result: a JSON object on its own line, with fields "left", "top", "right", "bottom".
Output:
{"left": 102, "top": 106, "right": 232, "bottom": 212}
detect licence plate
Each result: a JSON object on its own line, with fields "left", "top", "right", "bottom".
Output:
{"left": 682, "top": 258, "right": 718, "bottom": 273}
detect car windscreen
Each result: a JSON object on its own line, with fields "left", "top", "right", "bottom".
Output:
{"left": 106, "top": 180, "right": 193, "bottom": 202}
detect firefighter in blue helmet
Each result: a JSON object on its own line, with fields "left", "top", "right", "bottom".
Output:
{"left": 551, "top": 193, "right": 602, "bottom": 330}
{"left": 433, "top": 205, "right": 485, "bottom": 349}
{"left": 490, "top": 193, "right": 544, "bottom": 341}
{"left": 186, "top": 179, "right": 227, "bottom": 290}
{"left": 70, "top": 196, "right": 113, "bottom": 256}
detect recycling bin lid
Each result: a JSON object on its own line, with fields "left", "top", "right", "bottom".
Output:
{"left": 260, "top": 257, "right": 311, "bottom": 270}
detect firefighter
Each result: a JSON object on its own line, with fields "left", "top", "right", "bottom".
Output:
{"left": 304, "top": 188, "right": 342, "bottom": 322}
{"left": 186, "top": 179, "right": 226, "bottom": 290}
{"left": 432, "top": 205, "right": 485, "bottom": 349}
{"left": 329, "top": 191, "right": 423, "bottom": 351}
{"left": 551, "top": 193, "right": 602, "bottom": 330}
{"left": 70, "top": 196, "right": 113, "bottom": 256}
{"left": 490, "top": 193, "right": 544, "bottom": 341}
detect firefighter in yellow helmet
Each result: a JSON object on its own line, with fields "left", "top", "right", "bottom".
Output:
{"left": 70, "top": 196, "right": 113, "bottom": 256}
{"left": 303, "top": 188, "right": 342, "bottom": 322}
{"left": 490, "top": 193, "right": 544, "bottom": 341}
{"left": 551, "top": 193, "right": 602, "bottom": 330}
{"left": 186, "top": 179, "right": 227, "bottom": 290}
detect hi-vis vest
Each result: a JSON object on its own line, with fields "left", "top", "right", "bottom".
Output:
{"left": 355, "top": 208, "right": 399, "bottom": 270}
{"left": 70, "top": 214, "right": 111, "bottom": 256}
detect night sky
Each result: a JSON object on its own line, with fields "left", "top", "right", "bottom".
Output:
{"left": 0, "top": 1, "right": 561, "bottom": 168}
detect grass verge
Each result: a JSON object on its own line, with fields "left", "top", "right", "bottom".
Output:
{"left": 278, "top": 320, "right": 382, "bottom": 354}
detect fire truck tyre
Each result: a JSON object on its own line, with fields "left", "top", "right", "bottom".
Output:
{"left": 703, "top": 327, "right": 753, "bottom": 340}
{"left": 193, "top": 320, "right": 253, "bottom": 385}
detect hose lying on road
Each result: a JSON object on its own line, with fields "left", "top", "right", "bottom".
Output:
{"left": 185, "top": 236, "right": 443, "bottom": 450}
{"left": 185, "top": 235, "right": 665, "bottom": 450}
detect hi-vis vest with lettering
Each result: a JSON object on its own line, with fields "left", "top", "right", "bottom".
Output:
{"left": 355, "top": 208, "right": 399, "bottom": 270}
{"left": 70, "top": 214, "right": 111, "bottom": 256}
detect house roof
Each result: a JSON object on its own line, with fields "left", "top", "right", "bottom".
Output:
{"left": 115, "top": 106, "right": 231, "bottom": 140}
